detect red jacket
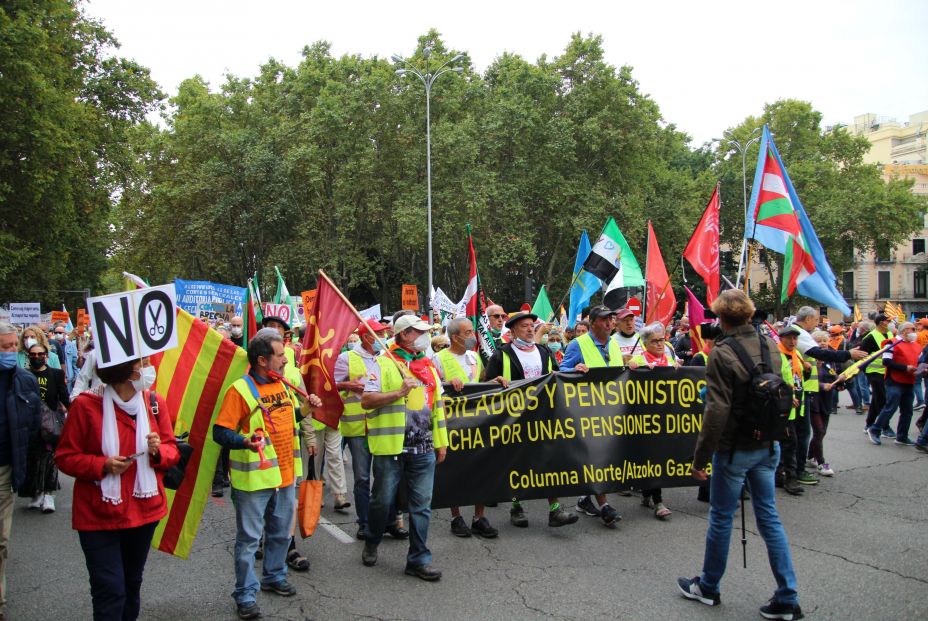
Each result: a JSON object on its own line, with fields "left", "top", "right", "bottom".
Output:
{"left": 886, "top": 339, "right": 922, "bottom": 385}
{"left": 56, "top": 391, "right": 179, "bottom": 531}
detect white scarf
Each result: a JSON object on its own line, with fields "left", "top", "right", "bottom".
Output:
{"left": 101, "top": 385, "right": 159, "bottom": 504}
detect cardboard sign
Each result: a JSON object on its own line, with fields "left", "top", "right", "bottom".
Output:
{"left": 264, "top": 303, "right": 291, "bottom": 325}
{"left": 76, "top": 308, "right": 90, "bottom": 327}
{"left": 10, "top": 303, "right": 41, "bottom": 325}
{"left": 198, "top": 302, "right": 235, "bottom": 323}
{"left": 51, "top": 311, "right": 70, "bottom": 325}
{"left": 301, "top": 290, "right": 317, "bottom": 321}
{"left": 87, "top": 284, "right": 178, "bottom": 368}
{"left": 627, "top": 296, "right": 642, "bottom": 317}
{"left": 359, "top": 304, "right": 381, "bottom": 321}
{"left": 401, "top": 285, "right": 419, "bottom": 311}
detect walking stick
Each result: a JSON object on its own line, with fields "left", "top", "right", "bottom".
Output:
{"left": 741, "top": 485, "right": 748, "bottom": 568}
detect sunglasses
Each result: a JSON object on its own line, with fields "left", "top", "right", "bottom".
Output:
{"left": 489, "top": 314, "right": 507, "bottom": 319}
{"left": 28, "top": 353, "right": 48, "bottom": 359}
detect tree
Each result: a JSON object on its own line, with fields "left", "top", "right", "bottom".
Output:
{"left": 0, "top": 0, "right": 162, "bottom": 308}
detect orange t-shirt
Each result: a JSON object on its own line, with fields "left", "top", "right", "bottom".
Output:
{"left": 215, "top": 379, "right": 296, "bottom": 488}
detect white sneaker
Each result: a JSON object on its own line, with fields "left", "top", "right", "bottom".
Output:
{"left": 818, "top": 463, "right": 834, "bottom": 477}
{"left": 28, "top": 494, "right": 43, "bottom": 510}
{"left": 806, "top": 458, "right": 818, "bottom": 468}
{"left": 41, "top": 494, "right": 55, "bottom": 513}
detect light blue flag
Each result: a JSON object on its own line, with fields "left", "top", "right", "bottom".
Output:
{"left": 568, "top": 230, "right": 602, "bottom": 328}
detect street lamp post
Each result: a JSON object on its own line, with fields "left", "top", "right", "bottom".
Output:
{"left": 716, "top": 128, "right": 762, "bottom": 290}
{"left": 392, "top": 47, "right": 464, "bottom": 314}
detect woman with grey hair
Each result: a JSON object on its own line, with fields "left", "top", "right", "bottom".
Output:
{"left": 627, "top": 321, "right": 679, "bottom": 519}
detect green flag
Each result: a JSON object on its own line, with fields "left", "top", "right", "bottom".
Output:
{"left": 273, "top": 266, "right": 300, "bottom": 326}
{"left": 531, "top": 284, "right": 555, "bottom": 322}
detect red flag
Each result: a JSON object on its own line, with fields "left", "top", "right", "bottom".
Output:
{"left": 682, "top": 183, "right": 721, "bottom": 304}
{"left": 645, "top": 220, "right": 677, "bottom": 327}
{"left": 684, "top": 286, "right": 707, "bottom": 356}
{"left": 299, "top": 272, "right": 359, "bottom": 429}
{"left": 463, "top": 225, "right": 495, "bottom": 361}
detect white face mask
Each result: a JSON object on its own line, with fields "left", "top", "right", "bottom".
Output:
{"left": 413, "top": 333, "right": 431, "bottom": 352}
{"left": 54, "top": 333, "right": 66, "bottom": 342}
{"left": 230, "top": 326, "right": 243, "bottom": 337}
{"left": 905, "top": 332, "right": 918, "bottom": 343}
{"left": 131, "top": 365, "right": 157, "bottom": 392}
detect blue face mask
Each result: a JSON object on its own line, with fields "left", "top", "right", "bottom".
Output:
{"left": 372, "top": 339, "right": 384, "bottom": 353}
{"left": 0, "top": 351, "right": 17, "bottom": 370}
{"left": 548, "top": 342, "right": 562, "bottom": 353}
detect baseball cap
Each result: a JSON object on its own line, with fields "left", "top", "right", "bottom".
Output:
{"left": 588, "top": 305, "right": 618, "bottom": 321}
{"left": 828, "top": 325, "right": 844, "bottom": 334}
{"left": 360, "top": 318, "right": 387, "bottom": 333}
{"left": 615, "top": 308, "right": 634, "bottom": 319}
{"left": 778, "top": 325, "right": 801, "bottom": 337}
{"left": 393, "top": 315, "right": 431, "bottom": 333}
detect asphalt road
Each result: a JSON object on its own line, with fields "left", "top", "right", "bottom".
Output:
{"left": 7, "top": 391, "right": 927, "bottom": 620}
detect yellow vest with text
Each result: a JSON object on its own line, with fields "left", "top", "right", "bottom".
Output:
{"left": 501, "top": 347, "right": 554, "bottom": 381}
{"left": 436, "top": 349, "right": 483, "bottom": 384}
{"left": 865, "top": 329, "right": 893, "bottom": 376}
{"left": 339, "top": 350, "right": 370, "bottom": 438}
{"left": 368, "top": 356, "right": 448, "bottom": 456}
{"left": 227, "top": 378, "right": 303, "bottom": 491}
{"left": 575, "top": 333, "right": 624, "bottom": 368}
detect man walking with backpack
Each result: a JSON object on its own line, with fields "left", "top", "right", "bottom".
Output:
{"left": 677, "top": 290, "right": 804, "bottom": 620}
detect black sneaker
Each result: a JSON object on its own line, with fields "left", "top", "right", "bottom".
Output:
{"left": 760, "top": 599, "right": 804, "bottom": 620}
{"left": 510, "top": 504, "right": 528, "bottom": 528}
{"left": 914, "top": 442, "right": 928, "bottom": 454}
{"left": 783, "top": 477, "right": 804, "bottom": 496}
{"left": 236, "top": 601, "right": 261, "bottom": 619}
{"left": 450, "top": 515, "right": 472, "bottom": 537}
{"left": 600, "top": 504, "right": 620, "bottom": 528}
{"left": 576, "top": 495, "right": 601, "bottom": 517}
{"left": 260, "top": 579, "right": 296, "bottom": 597}
{"left": 471, "top": 516, "right": 499, "bottom": 538}
{"left": 386, "top": 524, "right": 409, "bottom": 540}
{"left": 677, "top": 576, "right": 720, "bottom": 606}
{"left": 356, "top": 526, "right": 367, "bottom": 540}
{"left": 894, "top": 436, "right": 916, "bottom": 446}
{"left": 211, "top": 482, "right": 224, "bottom": 498}
{"left": 404, "top": 563, "right": 442, "bottom": 581}
{"left": 361, "top": 543, "right": 378, "bottom": 567}
{"left": 548, "top": 506, "right": 579, "bottom": 527}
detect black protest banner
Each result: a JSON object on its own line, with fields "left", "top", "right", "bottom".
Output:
{"left": 433, "top": 366, "right": 707, "bottom": 509}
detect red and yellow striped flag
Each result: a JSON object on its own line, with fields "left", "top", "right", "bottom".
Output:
{"left": 151, "top": 309, "right": 248, "bottom": 558}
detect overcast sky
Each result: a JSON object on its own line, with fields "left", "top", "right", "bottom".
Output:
{"left": 83, "top": 0, "right": 928, "bottom": 146}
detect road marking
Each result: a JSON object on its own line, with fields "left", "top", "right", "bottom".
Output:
{"left": 318, "top": 516, "right": 356, "bottom": 544}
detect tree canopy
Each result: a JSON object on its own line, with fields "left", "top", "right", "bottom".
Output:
{"left": 3, "top": 6, "right": 924, "bottom": 316}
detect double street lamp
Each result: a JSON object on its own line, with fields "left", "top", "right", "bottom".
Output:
{"left": 392, "top": 47, "right": 464, "bottom": 313}
{"left": 714, "top": 128, "right": 762, "bottom": 289}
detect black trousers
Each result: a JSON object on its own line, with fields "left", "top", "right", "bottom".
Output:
{"left": 866, "top": 374, "right": 887, "bottom": 429}
{"left": 78, "top": 521, "right": 158, "bottom": 621}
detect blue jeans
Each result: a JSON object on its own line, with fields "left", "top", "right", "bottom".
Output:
{"left": 344, "top": 436, "right": 372, "bottom": 529}
{"left": 915, "top": 377, "right": 924, "bottom": 407}
{"left": 231, "top": 484, "right": 295, "bottom": 605}
{"left": 856, "top": 372, "right": 871, "bottom": 405}
{"left": 701, "top": 445, "right": 799, "bottom": 606}
{"left": 872, "top": 377, "right": 914, "bottom": 439}
{"left": 368, "top": 451, "right": 436, "bottom": 567}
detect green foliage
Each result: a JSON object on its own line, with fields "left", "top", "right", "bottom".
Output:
{"left": 0, "top": 0, "right": 163, "bottom": 308}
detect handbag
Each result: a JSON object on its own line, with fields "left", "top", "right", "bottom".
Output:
{"left": 297, "top": 456, "right": 323, "bottom": 538}
{"left": 40, "top": 402, "right": 66, "bottom": 444}
{"left": 144, "top": 390, "right": 193, "bottom": 490}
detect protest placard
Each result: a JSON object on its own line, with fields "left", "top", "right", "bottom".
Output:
{"left": 87, "top": 284, "right": 178, "bottom": 368}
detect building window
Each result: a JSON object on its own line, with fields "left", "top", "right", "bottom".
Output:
{"left": 916, "top": 272, "right": 927, "bottom": 299}
{"left": 875, "top": 241, "right": 892, "bottom": 263}
{"left": 842, "top": 271, "right": 854, "bottom": 299}
{"left": 914, "top": 239, "right": 926, "bottom": 255}
{"left": 759, "top": 281, "right": 768, "bottom": 291}
{"left": 878, "top": 271, "right": 891, "bottom": 299}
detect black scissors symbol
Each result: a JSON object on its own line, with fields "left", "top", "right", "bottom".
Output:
{"left": 148, "top": 303, "right": 164, "bottom": 337}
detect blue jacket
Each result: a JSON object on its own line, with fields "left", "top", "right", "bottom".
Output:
{"left": 3, "top": 368, "right": 41, "bottom": 492}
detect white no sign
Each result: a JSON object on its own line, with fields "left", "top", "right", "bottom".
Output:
{"left": 87, "top": 284, "right": 179, "bottom": 368}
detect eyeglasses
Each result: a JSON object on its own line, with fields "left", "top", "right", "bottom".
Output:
{"left": 648, "top": 338, "right": 666, "bottom": 344}
{"left": 54, "top": 331, "right": 65, "bottom": 335}
{"left": 489, "top": 314, "right": 507, "bottom": 319}
{"left": 28, "top": 353, "right": 47, "bottom": 359}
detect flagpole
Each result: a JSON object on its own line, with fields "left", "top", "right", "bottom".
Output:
{"left": 316, "top": 270, "right": 412, "bottom": 379}
{"left": 552, "top": 267, "right": 589, "bottom": 323}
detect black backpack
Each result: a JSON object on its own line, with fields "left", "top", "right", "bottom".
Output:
{"left": 722, "top": 333, "right": 793, "bottom": 446}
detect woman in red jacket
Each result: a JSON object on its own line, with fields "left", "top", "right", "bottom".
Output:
{"left": 56, "top": 357, "right": 179, "bottom": 621}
